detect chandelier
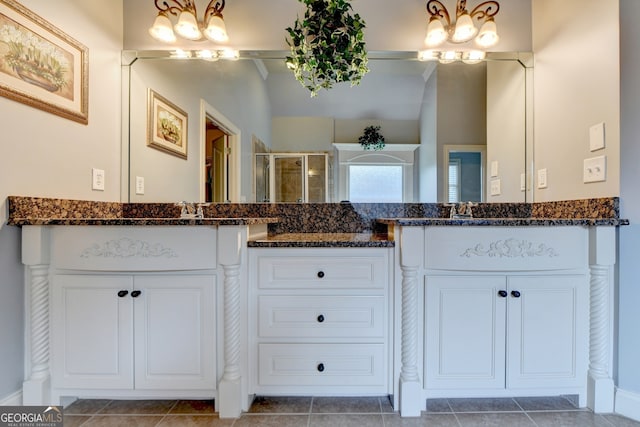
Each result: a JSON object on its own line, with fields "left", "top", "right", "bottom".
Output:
{"left": 424, "top": 0, "right": 499, "bottom": 48}
{"left": 148, "top": 0, "right": 229, "bottom": 43}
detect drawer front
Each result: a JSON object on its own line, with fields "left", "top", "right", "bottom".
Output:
{"left": 257, "top": 253, "right": 387, "bottom": 289}
{"left": 258, "top": 296, "right": 385, "bottom": 338}
{"left": 258, "top": 343, "right": 385, "bottom": 386}
{"left": 425, "top": 226, "right": 588, "bottom": 272}
{"left": 51, "top": 226, "right": 217, "bottom": 271}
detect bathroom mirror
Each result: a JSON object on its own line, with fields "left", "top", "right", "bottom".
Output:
{"left": 122, "top": 50, "right": 532, "bottom": 203}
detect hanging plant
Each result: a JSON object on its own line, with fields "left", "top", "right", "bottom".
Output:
{"left": 359, "top": 125, "right": 385, "bottom": 151}
{"left": 285, "top": 0, "right": 369, "bottom": 97}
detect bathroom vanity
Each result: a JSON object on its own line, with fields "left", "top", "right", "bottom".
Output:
{"left": 7, "top": 196, "right": 624, "bottom": 418}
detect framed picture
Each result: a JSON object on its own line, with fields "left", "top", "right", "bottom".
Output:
{"left": 147, "top": 89, "right": 188, "bottom": 159}
{"left": 0, "top": 0, "right": 89, "bottom": 124}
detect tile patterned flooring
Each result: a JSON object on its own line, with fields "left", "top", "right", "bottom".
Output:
{"left": 63, "top": 396, "right": 640, "bottom": 427}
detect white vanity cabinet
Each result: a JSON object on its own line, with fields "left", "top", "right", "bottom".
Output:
{"left": 249, "top": 247, "right": 392, "bottom": 395}
{"left": 425, "top": 274, "right": 587, "bottom": 392}
{"left": 51, "top": 274, "right": 215, "bottom": 391}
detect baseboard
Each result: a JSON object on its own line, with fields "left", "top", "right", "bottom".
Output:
{"left": 615, "top": 388, "right": 640, "bottom": 422}
{"left": 0, "top": 390, "right": 22, "bottom": 406}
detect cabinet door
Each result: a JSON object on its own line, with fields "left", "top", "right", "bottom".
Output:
{"left": 133, "top": 275, "right": 216, "bottom": 390}
{"left": 507, "top": 275, "right": 588, "bottom": 389}
{"left": 425, "top": 276, "right": 507, "bottom": 390}
{"left": 51, "top": 275, "right": 134, "bottom": 389}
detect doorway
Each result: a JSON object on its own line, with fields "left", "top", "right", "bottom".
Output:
{"left": 443, "top": 144, "right": 486, "bottom": 202}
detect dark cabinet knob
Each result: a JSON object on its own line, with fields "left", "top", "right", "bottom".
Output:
{"left": 117, "top": 290, "right": 129, "bottom": 298}
{"left": 511, "top": 290, "right": 521, "bottom": 298}
{"left": 131, "top": 290, "right": 142, "bottom": 298}
{"left": 317, "top": 363, "right": 325, "bottom": 372}
{"left": 317, "top": 314, "right": 325, "bottom": 323}
{"left": 317, "top": 271, "right": 325, "bottom": 279}
{"left": 498, "top": 290, "right": 508, "bottom": 298}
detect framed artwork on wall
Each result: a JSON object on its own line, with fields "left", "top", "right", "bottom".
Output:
{"left": 0, "top": 0, "right": 89, "bottom": 124}
{"left": 147, "top": 89, "right": 188, "bottom": 159}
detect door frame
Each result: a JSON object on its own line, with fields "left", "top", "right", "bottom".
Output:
{"left": 200, "top": 100, "right": 241, "bottom": 202}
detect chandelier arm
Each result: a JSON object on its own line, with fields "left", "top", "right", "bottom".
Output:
{"left": 425, "top": 0, "right": 451, "bottom": 27}
{"left": 204, "top": 0, "right": 225, "bottom": 21}
{"left": 153, "top": 0, "right": 186, "bottom": 17}
{"left": 469, "top": 1, "right": 500, "bottom": 21}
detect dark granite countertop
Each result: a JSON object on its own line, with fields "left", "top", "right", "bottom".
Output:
{"left": 247, "top": 232, "right": 394, "bottom": 248}
{"left": 7, "top": 217, "right": 277, "bottom": 226}
{"left": 377, "top": 217, "right": 629, "bottom": 227}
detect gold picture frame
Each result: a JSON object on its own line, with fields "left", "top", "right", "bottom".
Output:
{"left": 0, "top": 0, "right": 89, "bottom": 124}
{"left": 147, "top": 89, "right": 188, "bottom": 159}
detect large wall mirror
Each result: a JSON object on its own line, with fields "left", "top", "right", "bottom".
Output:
{"left": 122, "top": 50, "right": 533, "bottom": 204}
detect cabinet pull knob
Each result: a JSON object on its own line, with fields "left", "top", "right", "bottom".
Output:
{"left": 317, "top": 314, "right": 325, "bottom": 323}
{"left": 317, "top": 363, "right": 325, "bottom": 372}
{"left": 117, "top": 290, "right": 129, "bottom": 298}
{"left": 498, "top": 290, "right": 508, "bottom": 298}
{"left": 131, "top": 290, "right": 142, "bottom": 298}
{"left": 511, "top": 290, "right": 521, "bottom": 298}
{"left": 317, "top": 271, "right": 325, "bottom": 279}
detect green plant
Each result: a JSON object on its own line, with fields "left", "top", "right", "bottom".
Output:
{"left": 285, "top": 0, "right": 369, "bottom": 97}
{"left": 359, "top": 125, "right": 385, "bottom": 151}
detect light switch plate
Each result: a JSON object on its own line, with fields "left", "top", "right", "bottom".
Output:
{"left": 537, "top": 168, "right": 547, "bottom": 189}
{"left": 589, "top": 122, "right": 605, "bottom": 151}
{"left": 92, "top": 168, "right": 105, "bottom": 191}
{"left": 490, "top": 161, "right": 499, "bottom": 178}
{"left": 490, "top": 179, "right": 501, "bottom": 196}
{"left": 520, "top": 173, "right": 526, "bottom": 192}
{"left": 584, "top": 155, "right": 606, "bottom": 183}
{"left": 135, "top": 176, "right": 145, "bottom": 195}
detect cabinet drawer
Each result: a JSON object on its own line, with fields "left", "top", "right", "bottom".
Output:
{"left": 257, "top": 253, "right": 387, "bottom": 289}
{"left": 425, "top": 227, "right": 587, "bottom": 271}
{"left": 258, "top": 343, "right": 385, "bottom": 386}
{"left": 258, "top": 296, "right": 385, "bottom": 338}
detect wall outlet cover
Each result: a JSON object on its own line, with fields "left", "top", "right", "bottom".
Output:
{"left": 537, "top": 168, "right": 548, "bottom": 189}
{"left": 135, "top": 176, "right": 145, "bottom": 195}
{"left": 490, "top": 179, "right": 501, "bottom": 196}
{"left": 589, "top": 122, "right": 605, "bottom": 152}
{"left": 92, "top": 168, "right": 105, "bottom": 191}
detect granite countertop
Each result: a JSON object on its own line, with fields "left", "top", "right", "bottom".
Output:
{"left": 377, "top": 217, "right": 629, "bottom": 227}
{"left": 7, "top": 217, "right": 277, "bottom": 226}
{"left": 247, "top": 232, "right": 394, "bottom": 248}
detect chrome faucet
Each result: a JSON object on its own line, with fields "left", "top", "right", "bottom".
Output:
{"left": 176, "top": 202, "right": 209, "bottom": 219}
{"left": 449, "top": 201, "right": 477, "bottom": 219}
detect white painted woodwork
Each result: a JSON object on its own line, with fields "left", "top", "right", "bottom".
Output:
{"left": 249, "top": 247, "right": 391, "bottom": 396}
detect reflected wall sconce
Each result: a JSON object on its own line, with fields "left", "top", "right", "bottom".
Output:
{"left": 424, "top": 0, "right": 499, "bottom": 48}
{"left": 170, "top": 48, "right": 239, "bottom": 61}
{"left": 418, "top": 49, "right": 485, "bottom": 64}
{"left": 149, "top": 0, "right": 229, "bottom": 43}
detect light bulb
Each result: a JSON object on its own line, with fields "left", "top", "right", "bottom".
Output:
{"left": 425, "top": 18, "right": 447, "bottom": 47}
{"left": 174, "top": 10, "right": 201, "bottom": 40}
{"left": 452, "top": 13, "right": 477, "bottom": 43}
{"left": 462, "top": 50, "right": 486, "bottom": 64}
{"left": 149, "top": 13, "right": 176, "bottom": 43}
{"left": 203, "top": 15, "right": 229, "bottom": 42}
{"left": 476, "top": 19, "right": 499, "bottom": 48}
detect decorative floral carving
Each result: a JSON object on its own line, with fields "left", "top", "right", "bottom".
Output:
{"left": 81, "top": 238, "right": 177, "bottom": 259}
{"left": 460, "top": 238, "right": 559, "bottom": 258}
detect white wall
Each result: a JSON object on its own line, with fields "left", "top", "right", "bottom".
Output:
{"left": 0, "top": 0, "right": 123, "bottom": 401}
{"left": 127, "top": 58, "right": 271, "bottom": 202}
{"left": 418, "top": 68, "right": 438, "bottom": 202}
{"left": 532, "top": 0, "right": 620, "bottom": 201}
{"left": 618, "top": 0, "right": 640, "bottom": 407}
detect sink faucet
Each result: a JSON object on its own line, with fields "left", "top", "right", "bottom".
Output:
{"left": 176, "top": 202, "right": 209, "bottom": 219}
{"left": 449, "top": 201, "right": 477, "bottom": 219}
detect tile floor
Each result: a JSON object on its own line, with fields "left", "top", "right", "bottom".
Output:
{"left": 62, "top": 396, "right": 640, "bottom": 427}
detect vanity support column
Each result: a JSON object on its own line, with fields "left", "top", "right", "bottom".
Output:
{"left": 587, "top": 226, "right": 616, "bottom": 413}
{"left": 217, "top": 226, "right": 244, "bottom": 419}
{"left": 398, "top": 226, "right": 424, "bottom": 417}
{"left": 21, "top": 226, "right": 51, "bottom": 405}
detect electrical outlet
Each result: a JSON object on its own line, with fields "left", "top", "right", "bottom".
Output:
{"left": 135, "top": 176, "right": 145, "bottom": 195}
{"left": 584, "top": 156, "right": 606, "bottom": 183}
{"left": 537, "top": 168, "right": 548, "bottom": 189}
{"left": 92, "top": 168, "right": 105, "bottom": 191}
{"left": 490, "top": 179, "right": 501, "bottom": 196}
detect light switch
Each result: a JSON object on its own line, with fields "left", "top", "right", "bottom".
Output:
{"left": 92, "top": 168, "right": 105, "bottom": 191}
{"left": 135, "top": 176, "right": 145, "bottom": 195}
{"left": 520, "top": 173, "right": 526, "bottom": 192}
{"left": 490, "top": 179, "right": 501, "bottom": 196}
{"left": 537, "top": 169, "right": 548, "bottom": 189}
{"left": 490, "top": 161, "right": 499, "bottom": 178}
{"left": 584, "top": 155, "right": 606, "bottom": 183}
{"left": 589, "top": 122, "right": 605, "bottom": 151}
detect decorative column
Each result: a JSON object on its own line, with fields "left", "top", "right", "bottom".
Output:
{"left": 217, "top": 226, "right": 243, "bottom": 419}
{"left": 587, "top": 226, "right": 616, "bottom": 413}
{"left": 21, "top": 226, "right": 51, "bottom": 405}
{"left": 398, "top": 226, "right": 424, "bottom": 417}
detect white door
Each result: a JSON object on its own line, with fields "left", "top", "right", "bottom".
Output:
{"left": 133, "top": 275, "right": 216, "bottom": 390}
{"left": 507, "top": 275, "right": 588, "bottom": 389}
{"left": 51, "top": 275, "right": 134, "bottom": 389}
{"left": 425, "top": 275, "right": 507, "bottom": 390}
